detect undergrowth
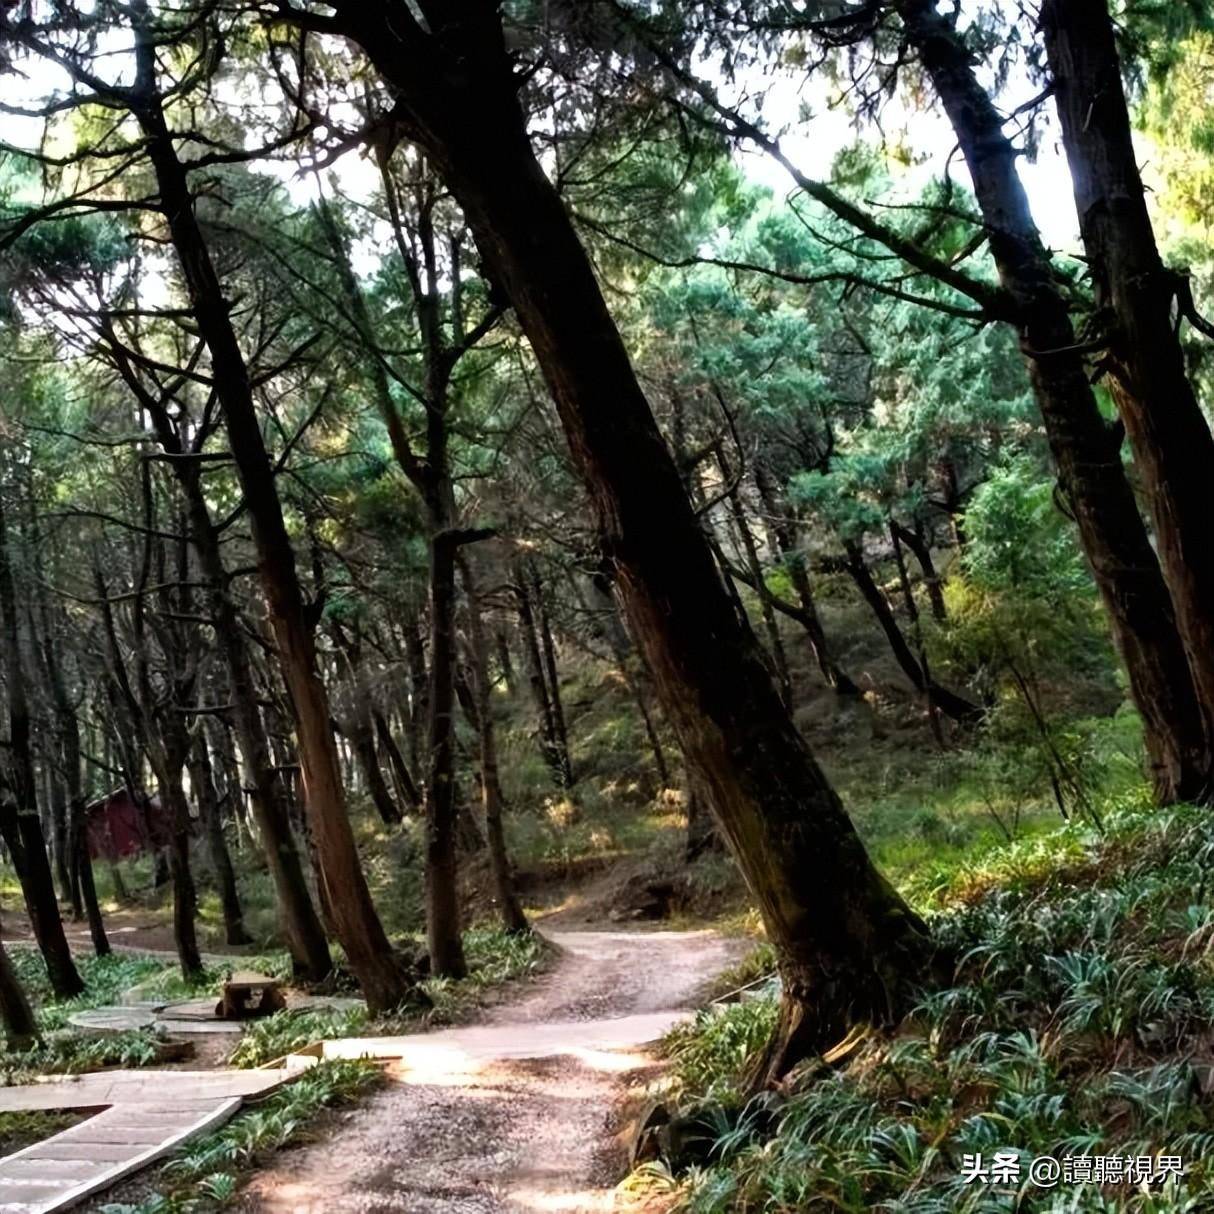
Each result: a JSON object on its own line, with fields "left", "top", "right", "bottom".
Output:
{"left": 657, "top": 800, "right": 1214, "bottom": 1212}
{"left": 230, "top": 925, "right": 548, "bottom": 1067}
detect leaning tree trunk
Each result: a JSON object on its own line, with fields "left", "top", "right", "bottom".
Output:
{"left": 0, "top": 488, "right": 81, "bottom": 998}
{"left": 1042, "top": 0, "right": 1214, "bottom": 767}
{"left": 130, "top": 21, "right": 410, "bottom": 1010}
{"left": 458, "top": 553, "right": 529, "bottom": 935}
{"left": 898, "top": 0, "right": 1212, "bottom": 803}
{"left": 333, "top": 3, "right": 933, "bottom": 1077}
{"left": 373, "top": 710, "right": 421, "bottom": 811}
{"left": 844, "top": 541, "right": 981, "bottom": 727}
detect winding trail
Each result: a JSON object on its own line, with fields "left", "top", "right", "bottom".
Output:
{"left": 236, "top": 927, "right": 745, "bottom": 1214}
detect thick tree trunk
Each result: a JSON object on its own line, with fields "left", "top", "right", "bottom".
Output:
{"left": 1042, "top": 0, "right": 1214, "bottom": 767}
{"left": 158, "top": 755, "right": 203, "bottom": 981}
{"left": 458, "top": 554, "right": 529, "bottom": 935}
{"left": 131, "top": 17, "right": 411, "bottom": 1010}
{"left": 405, "top": 620, "right": 429, "bottom": 778}
{"left": 899, "top": 0, "right": 1212, "bottom": 802}
{"left": 59, "top": 701, "right": 108, "bottom": 957}
{"left": 0, "top": 490, "right": 81, "bottom": 998}
{"left": 0, "top": 930, "right": 37, "bottom": 1051}
{"left": 336, "top": 4, "right": 931, "bottom": 1073}
{"left": 189, "top": 733, "right": 250, "bottom": 947}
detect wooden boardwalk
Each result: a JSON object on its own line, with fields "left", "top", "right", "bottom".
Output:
{"left": 0, "top": 1068, "right": 292, "bottom": 1213}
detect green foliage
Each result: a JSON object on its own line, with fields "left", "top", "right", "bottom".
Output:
{"left": 1, "top": 1029, "right": 161, "bottom": 1086}
{"left": 665, "top": 999, "right": 780, "bottom": 1107}
{"left": 668, "top": 804, "right": 1214, "bottom": 1212}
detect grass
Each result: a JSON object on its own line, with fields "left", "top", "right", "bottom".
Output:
{"left": 96, "top": 1059, "right": 382, "bottom": 1213}
{"left": 653, "top": 799, "right": 1214, "bottom": 1212}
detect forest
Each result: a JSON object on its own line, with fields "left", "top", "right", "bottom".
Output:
{"left": 0, "top": 0, "right": 1212, "bottom": 1211}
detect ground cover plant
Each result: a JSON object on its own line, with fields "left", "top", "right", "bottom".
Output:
{"left": 657, "top": 800, "right": 1214, "bottom": 1211}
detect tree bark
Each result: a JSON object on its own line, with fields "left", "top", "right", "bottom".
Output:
{"left": 0, "top": 928, "right": 37, "bottom": 1051}
{"left": 1041, "top": 0, "right": 1214, "bottom": 770}
{"left": 118, "top": 348, "right": 333, "bottom": 983}
{"left": 458, "top": 553, "right": 529, "bottom": 935}
{"left": 899, "top": 0, "right": 1212, "bottom": 803}
{"left": 423, "top": 525, "right": 467, "bottom": 977}
{"left": 532, "top": 565, "right": 574, "bottom": 787}
{"left": 844, "top": 541, "right": 981, "bottom": 726}
{"left": 129, "top": 9, "right": 411, "bottom": 1010}
{"left": 189, "top": 733, "right": 250, "bottom": 947}
{"left": 892, "top": 522, "right": 947, "bottom": 624}
{"left": 0, "top": 488, "right": 82, "bottom": 998}
{"left": 718, "top": 448, "right": 793, "bottom": 706}
{"left": 374, "top": 710, "right": 421, "bottom": 811}
{"left": 330, "top": 3, "right": 932, "bottom": 1074}
{"left": 514, "top": 563, "right": 573, "bottom": 789}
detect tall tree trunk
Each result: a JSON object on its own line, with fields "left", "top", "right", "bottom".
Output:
{"left": 72, "top": 801, "right": 109, "bottom": 958}
{"left": 130, "top": 13, "right": 409, "bottom": 1010}
{"left": 189, "top": 733, "right": 250, "bottom": 947}
{"left": 531, "top": 564, "right": 574, "bottom": 786}
{"left": 890, "top": 524, "right": 946, "bottom": 748}
{"left": 59, "top": 696, "right": 108, "bottom": 956}
{"left": 423, "top": 523, "right": 467, "bottom": 978}
{"left": 514, "top": 564, "right": 572, "bottom": 788}
{"left": 405, "top": 619, "right": 429, "bottom": 778}
{"left": 1042, "top": 0, "right": 1214, "bottom": 767}
{"left": 164, "top": 769, "right": 202, "bottom": 979}
{"left": 331, "top": 3, "right": 932, "bottom": 1074}
{"left": 0, "top": 489, "right": 81, "bottom": 998}
{"left": 898, "top": 0, "right": 1212, "bottom": 802}
{"left": 718, "top": 449, "right": 793, "bottom": 705}
{"left": 458, "top": 554, "right": 529, "bottom": 935}
{"left": 126, "top": 364, "right": 332, "bottom": 983}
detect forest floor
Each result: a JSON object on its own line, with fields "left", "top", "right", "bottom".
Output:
{"left": 230, "top": 923, "right": 747, "bottom": 1214}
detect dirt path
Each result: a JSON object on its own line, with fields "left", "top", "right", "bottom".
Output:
{"left": 237, "top": 928, "right": 746, "bottom": 1214}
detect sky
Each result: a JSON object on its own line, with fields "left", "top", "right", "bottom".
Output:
{"left": 0, "top": 14, "right": 1086, "bottom": 272}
